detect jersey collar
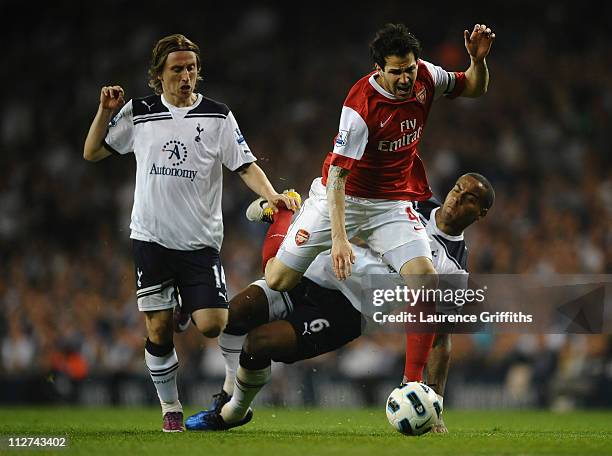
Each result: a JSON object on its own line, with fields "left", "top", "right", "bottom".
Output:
{"left": 161, "top": 93, "right": 202, "bottom": 111}
{"left": 430, "top": 207, "right": 464, "bottom": 241}
{"left": 368, "top": 73, "right": 400, "bottom": 100}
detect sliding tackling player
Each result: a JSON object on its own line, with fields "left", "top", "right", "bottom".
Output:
{"left": 184, "top": 173, "right": 494, "bottom": 433}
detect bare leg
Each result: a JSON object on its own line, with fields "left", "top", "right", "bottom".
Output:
{"left": 191, "top": 308, "right": 228, "bottom": 338}
{"left": 264, "top": 257, "right": 304, "bottom": 292}
{"left": 221, "top": 320, "right": 298, "bottom": 423}
{"left": 218, "top": 285, "right": 273, "bottom": 395}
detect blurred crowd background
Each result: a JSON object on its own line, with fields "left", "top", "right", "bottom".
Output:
{"left": 1, "top": 1, "right": 611, "bottom": 409}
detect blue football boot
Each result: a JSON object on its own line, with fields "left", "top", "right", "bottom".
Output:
{"left": 185, "top": 408, "right": 253, "bottom": 431}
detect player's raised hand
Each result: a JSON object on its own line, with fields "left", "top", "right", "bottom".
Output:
{"left": 464, "top": 24, "right": 495, "bottom": 62}
{"left": 331, "top": 238, "right": 355, "bottom": 280}
{"left": 100, "top": 85, "right": 125, "bottom": 111}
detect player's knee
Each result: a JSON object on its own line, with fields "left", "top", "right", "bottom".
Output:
{"left": 400, "top": 257, "right": 438, "bottom": 289}
{"left": 226, "top": 314, "right": 256, "bottom": 336}
{"left": 193, "top": 309, "right": 228, "bottom": 338}
{"left": 423, "top": 263, "right": 437, "bottom": 275}
{"left": 265, "top": 260, "right": 303, "bottom": 292}
{"left": 243, "top": 329, "right": 275, "bottom": 358}
{"left": 264, "top": 272, "right": 286, "bottom": 292}
{"left": 198, "top": 320, "right": 226, "bottom": 338}
{"left": 226, "top": 290, "right": 262, "bottom": 334}
{"left": 400, "top": 259, "right": 436, "bottom": 276}
{"left": 265, "top": 271, "right": 299, "bottom": 292}
{"left": 225, "top": 320, "right": 248, "bottom": 336}
{"left": 201, "top": 323, "right": 224, "bottom": 338}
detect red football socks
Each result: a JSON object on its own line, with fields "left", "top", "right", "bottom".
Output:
{"left": 403, "top": 333, "right": 435, "bottom": 383}
{"left": 261, "top": 208, "right": 293, "bottom": 272}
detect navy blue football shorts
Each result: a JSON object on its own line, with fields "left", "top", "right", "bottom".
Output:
{"left": 132, "top": 239, "right": 228, "bottom": 313}
{"left": 251, "top": 277, "right": 364, "bottom": 363}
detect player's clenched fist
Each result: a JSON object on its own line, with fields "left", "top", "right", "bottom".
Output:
{"left": 100, "top": 85, "right": 125, "bottom": 111}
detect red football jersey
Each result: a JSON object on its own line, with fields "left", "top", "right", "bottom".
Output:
{"left": 322, "top": 60, "right": 466, "bottom": 200}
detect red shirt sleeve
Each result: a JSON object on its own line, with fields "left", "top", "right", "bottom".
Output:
{"left": 329, "top": 153, "right": 356, "bottom": 170}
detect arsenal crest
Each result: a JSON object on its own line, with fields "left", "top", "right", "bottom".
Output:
{"left": 416, "top": 86, "right": 426, "bottom": 104}
{"left": 295, "top": 229, "right": 310, "bottom": 246}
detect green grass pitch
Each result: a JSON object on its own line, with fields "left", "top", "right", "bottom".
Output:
{"left": 1, "top": 407, "right": 611, "bottom": 455}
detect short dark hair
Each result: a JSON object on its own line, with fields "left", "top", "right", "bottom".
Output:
{"left": 148, "top": 34, "right": 202, "bottom": 95}
{"left": 465, "top": 173, "right": 495, "bottom": 210}
{"left": 369, "top": 24, "right": 422, "bottom": 69}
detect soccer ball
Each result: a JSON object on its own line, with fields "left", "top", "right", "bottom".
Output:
{"left": 386, "top": 382, "right": 442, "bottom": 436}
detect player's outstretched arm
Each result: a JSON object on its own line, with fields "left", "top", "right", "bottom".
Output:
{"left": 327, "top": 165, "right": 355, "bottom": 280}
{"left": 427, "top": 333, "right": 451, "bottom": 397}
{"left": 461, "top": 24, "right": 496, "bottom": 98}
{"left": 84, "top": 85, "right": 125, "bottom": 162}
{"left": 238, "top": 163, "right": 300, "bottom": 213}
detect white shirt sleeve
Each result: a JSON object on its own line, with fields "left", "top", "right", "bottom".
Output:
{"left": 421, "top": 60, "right": 459, "bottom": 100}
{"left": 332, "top": 106, "right": 369, "bottom": 161}
{"left": 104, "top": 100, "right": 134, "bottom": 155}
{"left": 219, "top": 111, "right": 257, "bottom": 171}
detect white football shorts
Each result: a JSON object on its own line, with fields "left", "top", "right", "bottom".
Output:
{"left": 276, "top": 178, "right": 431, "bottom": 273}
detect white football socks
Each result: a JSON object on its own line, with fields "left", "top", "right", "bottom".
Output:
{"left": 220, "top": 366, "right": 271, "bottom": 423}
{"left": 218, "top": 332, "right": 246, "bottom": 395}
{"left": 145, "top": 347, "right": 182, "bottom": 415}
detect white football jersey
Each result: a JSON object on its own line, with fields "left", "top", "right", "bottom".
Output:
{"left": 104, "top": 93, "right": 256, "bottom": 251}
{"left": 303, "top": 198, "right": 468, "bottom": 315}
{"left": 414, "top": 200, "right": 469, "bottom": 277}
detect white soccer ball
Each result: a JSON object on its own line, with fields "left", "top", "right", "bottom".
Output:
{"left": 385, "top": 382, "right": 442, "bottom": 436}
